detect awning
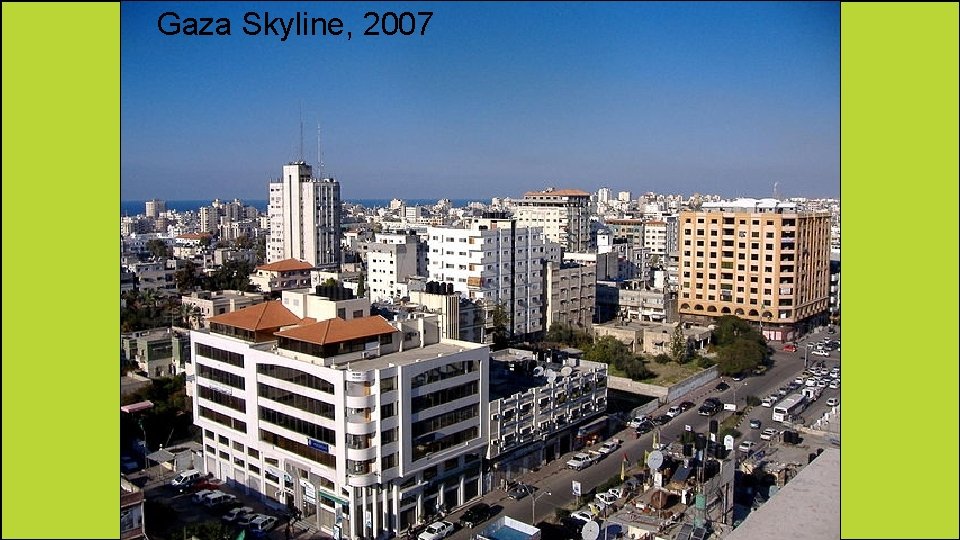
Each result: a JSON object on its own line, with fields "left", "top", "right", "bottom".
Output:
{"left": 121, "top": 401, "right": 154, "bottom": 414}
{"left": 146, "top": 448, "right": 176, "bottom": 463}
{"left": 319, "top": 490, "right": 349, "bottom": 506}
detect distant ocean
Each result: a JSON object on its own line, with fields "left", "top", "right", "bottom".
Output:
{"left": 121, "top": 198, "right": 480, "bottom": 216}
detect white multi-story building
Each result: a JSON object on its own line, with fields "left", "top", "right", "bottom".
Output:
{"left": 486, "top": 350, "right": 608, "bottom": 481}
{"left": 514, "top": 188, "right": 592, "bottom": 252}
{"left": 249, "top": 259, "right": 314, "bottom": 294}
{"left": 191, "top": 299, "right": 489, "bottom": 538}
{"left": 145, "top": 199, "right": 166, "bottom": 219}
{"left": 426, "top": 219, "right": 561, "bottom": 342}
{"left": 596, "top": 187, "right": 613, "bottom": 204}
{"left": 267, "top": 161, "right": 342, "bottom": 270}
{"left": 364, "top": 233, "right": 425, "bottom": 303}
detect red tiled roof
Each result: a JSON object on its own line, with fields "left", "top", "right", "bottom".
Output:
{"left": 256, "top": 259, "right": 314, "bottom": 272}
{"left": 275, "top": 316, "right": 396, "bottom": 346}
{"left": 208, "top": 300, "right": 302, "bottom": 331}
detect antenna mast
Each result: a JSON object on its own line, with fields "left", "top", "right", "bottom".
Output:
{"left": 317, "top": 121, "right": 326, "bottom": 179}
{"left": 298, "top": 102, "right": 304, "bottom": 162}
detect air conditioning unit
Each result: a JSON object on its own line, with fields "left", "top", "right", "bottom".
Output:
{"left": 362, "top": 351, "right": 379, "bottom": 359}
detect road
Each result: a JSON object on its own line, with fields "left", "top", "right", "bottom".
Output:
{"left": 443, "top": 328, "right": 841, "bottom": 540}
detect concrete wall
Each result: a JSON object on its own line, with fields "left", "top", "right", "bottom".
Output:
{"left": 666, "top": 365, "right": 720, "bottom": 402}
{"left": 608, "top": 375, "right": 668, "bottom": 398}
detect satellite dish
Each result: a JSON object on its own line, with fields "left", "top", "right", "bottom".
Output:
{"left": 561, "top": 366, "right": 573, "bottom": 377}
{"left": 581, "top": 520, "right": 600, "bottom": 540}
{"left": 545, "top": 369, "right": 557, "bottom": 383}
{"left": 533, "top": 366, "right": 545, "bottom": 377}
{"left": 647, "top": 450, "right": 664, "bottom": 470}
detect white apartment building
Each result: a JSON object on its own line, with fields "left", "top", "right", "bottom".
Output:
{"left": 514, "top": 188, "right": 592, "bottom": 252}
{"left": 486, "top": 351, "right": 608, "bottom": 481}
{"left": 145, "top": 199, "right": 166, "bottom": 219}
{"left": 596, "top": 187, "right": 613, "bottom": 203}
{"left": 364, "top": 233, "right": 426, "bottom": 303}
{"left": 426, "top": 219, "right": 561, "bottom": 342}
{"left": 191, "top": 300, "right": 490, "bottom": 539}
{"left": 544, "top": 262, "right": 597, "bottom": 330}
{"left": 249, "top": 259, "right": 314, "bottom": 294}
{"left": 267, "top": 161, "right": 342, "bottom": 270}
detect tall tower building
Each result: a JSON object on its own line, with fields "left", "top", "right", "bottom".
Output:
{"left": 267, "top": 161, "right": 341, "bottom": 270}
{"left": 145, "top": 199, "right": 166, "bottom": 219}
{"left": 677, "top": 198, "right": 831, "bottom": 342}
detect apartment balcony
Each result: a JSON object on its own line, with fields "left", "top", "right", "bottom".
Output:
{"left": 346, "top": 445, "right": 378, "bottom": 462}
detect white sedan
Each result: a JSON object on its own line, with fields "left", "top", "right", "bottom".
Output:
{"left": 418, "top": 521, "right": 454, "bottom": 540}
{"left": 738, "top": 441, "right": 756, "bottom": 453}
{"left": 595, "top": 493, "right": 618, "bottom": 509}
{"left": 760, "top": 428, "right": 778, "bottom": 441}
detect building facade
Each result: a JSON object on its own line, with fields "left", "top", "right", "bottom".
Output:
{"left": 677, "top": 199, "right": 831, "bottom": 341}
{"left": 544, "top": 261, "right": 597, "bottom": 330}
{"left": 190, "top": 300, "right": 489, "bottom": 539}
{"left": 426, "top": 219, "right": 561, "bottom": 343}
{"left": 249, "top": 259, "right": 314, "bottom": 294}
{"left": 268, "top": 161, "right": 342, "bottom": 270}
{"left": 514, "top": 188, "right": 592, "bottom": 252}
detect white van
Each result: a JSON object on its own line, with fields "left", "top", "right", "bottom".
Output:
{"left": 171, "top": 469, "right": 202, "bottom": 489}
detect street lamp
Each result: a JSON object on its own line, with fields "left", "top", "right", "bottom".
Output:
{"left": 532, "top": 491, "right": 551, "bottom": 524}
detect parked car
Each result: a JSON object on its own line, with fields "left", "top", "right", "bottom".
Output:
{"left": 204, "top": 492, "right": 237, "bottom": 509}
{"left": 595, "top": 493, "right": 618, "bottom": 509}
{"left": 508, "top": 483, "right": 532, "bottom": 499}
{"left": 738, "top": 441, "right": 756, "bottom": 453}
{"left": 627, "top": 416, "right": 647, "bottom": 428}
{"left": 715, "top": 381, "right": 730, "bottom": 391}
{"left": 418, "top": 521, "right": 454, "bottom": 540}
{"left": 760, "top": 428, "right": 778, "bottom": 441}
{"left": 749, "top": 419, "right": 762, "bottom": 429}
{"left": 653, "top": 414, "right": 673, "bottom": 426}
{"left": 223, "top": 506, "right": 255, "bottom": 523}
{"left": 171, "top": 469, "right": 203, "bottom": 491}
{"left": 607, "top": 487, "right": 625, "bottom": 500}
{"left": 778, "top": 387, "right": 789, "bottom": 396}
{"left": 816, "top": 379, "right": 828, "bottom": 388}
{"left": 826, "top": 397, "right": 839, "bottom": 407}
{"left": 191, "top": 489, "right": 219, "bottom": 504}
{"left": 570, "top": 511, "right": 594, "bottom": 523}
{"left": 678, "top": 401, "right": 696, "bottom": 411}
{"left": 761, "top": 397, "right": 776, "bottom": 408}
{"left": 829, "top": 379, "right": 840, "bottom": 389}
{"left": 459, "top": 503, "right": 492, "bottom": 529}
{"left": 635, "top": 420, "right": 655, "bottom": 435}
{"left": 666, "top": 406, "right": 682, "bottom": 418}
{"left": 245, "top": 515, "right": 278, "bottom": 537}
{"left": 598, "top": 439, "right": 622, "bottom": 454}
{"left": 698, "top": 403, "right": 720, "bottom": 416}
{"left": 731, "top": 374, "right": 745, "bottom": 381}
{"left": 782, "top": 343, "right": 798, "bottom": 352}
{"left": 812, "top": 349, "right": 831, "bottom": 358}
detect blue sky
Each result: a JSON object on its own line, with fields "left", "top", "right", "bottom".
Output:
{"left": 121, "top": 2, "right": 839, "bottom": 201}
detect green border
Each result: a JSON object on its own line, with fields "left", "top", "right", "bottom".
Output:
{"left": 841, "top": 3, "right": 958, "bottom": 539}
{"left": 2, "top": 3, "right": 119, "bottom": 538}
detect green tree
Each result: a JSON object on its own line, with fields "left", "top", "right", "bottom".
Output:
{"left": 356, "top": 272, "right": 366, "bottom": 298}
{"left": 320, "top": 277, "right": 338, "bottom": 288}
{"left": 654, "top": 353, "right": 672, "bottom": 364}
{"left": 716, "top": 338, "right": 766, "bottom": 375}
{"left": 584, "top": 335, "right": 630, "bottom": 366}
{"left": 254, "top": 236, "right": 266, "bottom": 263}
{"left": 206, "top": 259, "right": 255, "bottom": 291}
{"left": 545, "top": 323, "right": 592, "bottom": 349}
{"left": 234, "top": 234, "right": 253, "bottom": 250}
{"left": 199, "top": 235, "right": 213, "bottom": 248}
{"left": 489, "top": 303, "right": 509, "bottom": 349}
{"left": 146, "top": 239, "right": 169, "bottom": 259}
{"left": 670, "top": 324, "right": 687, "bottom": 363}
{"left": 174, "top": 260, "right": 200, "bottom": 291}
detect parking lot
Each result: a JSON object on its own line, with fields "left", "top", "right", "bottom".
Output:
{"left": 134, "top": 469, "right": 302, "bottom": 540}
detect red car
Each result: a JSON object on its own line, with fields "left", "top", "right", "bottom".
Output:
{"left": 185, "top": 478, "right": 222, "bottom": 493}
{"left": 782, "top": 343, "right": 797, "bottom": 352}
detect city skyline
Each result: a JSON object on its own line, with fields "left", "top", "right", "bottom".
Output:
{"left": 121, "top": 2, "right": 839, "bottom": 201}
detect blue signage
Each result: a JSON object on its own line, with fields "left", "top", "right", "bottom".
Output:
{"left": 308, "top": 438, "right": 329, "bottom": 452}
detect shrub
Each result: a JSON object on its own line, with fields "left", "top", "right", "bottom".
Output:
{"left": 745, "top": 395, "right": 761, "bottom": 407}
{"left": 654, "top": 353, "right": 672, "bottom": 364}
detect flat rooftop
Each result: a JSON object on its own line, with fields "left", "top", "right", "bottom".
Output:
{"left": 346, "top": 341, "right": 481, "bottom": 371}
{"left": 725, "top": 448, "right": 840, "bottom": 540}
